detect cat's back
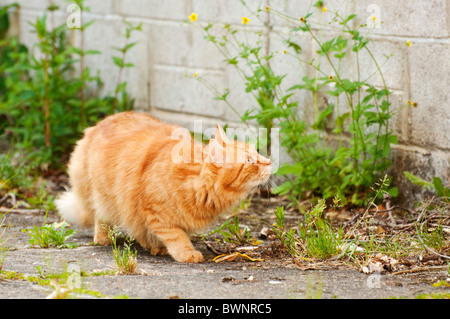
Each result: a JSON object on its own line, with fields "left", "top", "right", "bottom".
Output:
{"left": 75, "top": 111, "right": 183, "bottom": 180}
{"left": 92, "top": 111, "right": 177, "bottom": 139}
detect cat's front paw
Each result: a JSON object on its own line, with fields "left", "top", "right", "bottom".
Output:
{"left": 150, "top": 245, "right": 168, "bottom": 256}
{"left": 173, "top": 250, "right": 204, "bottom": 263}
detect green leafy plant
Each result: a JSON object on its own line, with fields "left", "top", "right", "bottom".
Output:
{"left": 47, "top": 222, "right": 78, "bottom": 248}
{"left": 22, "top": 215, "right": 78, "bottom": 248}
{"left": 0, "top": 2, "right": 140, "bottom": 168}
{"left": 109, "top": 21, "right": 142, "bottom": 113}
{"left": 0, "top": 212, "right": 10, "bottom": 271}
{"left": 200, "top": 215, "right": 255, "bottom": 245}
{"left": 190, "top": 1, "right": 406, "bottom": 205}
{"left": 273, "top": 206, "right": 297, "bottom": 256}
{"left": 107, "top": 227, "right": 138, "bottom": 274}
{"left": 219, "top": 216, "right": 253, "bottom": 245}
{"left": 298, "top": 199, "right": 344, "bottom": 259}
{"left": 404, "top": 172, "right": 450, "bottom": 201}
{"left": 416, "top": 220, "right": 447, "bottom": 254}
{"left": 197, "top": 218, "right": 232, "bottom": 240}
{"left": 273, "top": 201, "right": 343, "bottom": 259}
{"left": 23, "top": 224, "right": 51, "bottom": 248}
{"left": 0, "top": 152, "right": 35, "bottom": 190}
{"left": 24, "top": 182, "right": 55, "bottom": 211}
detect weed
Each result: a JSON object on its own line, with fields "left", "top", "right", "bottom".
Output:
{"left": 22, "top": 213, "right": 78, "bottom": 248}
{"left": 25, "top": 182, "right": 55, "bottom": 211}
{"left": 107, "top": 227, "right": 138, "bottom": 274}
{"left": 200, "top": 215, "right": 255, "bottom": 245}
{"left": 273, "top": 206, "right": 299, "bottom": 256}
{"left": 23, "top": 224, "right": 51, "bottom": 248}
{"left": 404, "top": 172, "right": 450, "bottom": 202}
{"left": 298, "top": 200, "right": 344, "bottom": 259}
{"left": 0, "top": 152, "right": 35, "bottom": 190}
{"left": 0, "top": 213, "right": 10, "bottom": 270}
{"left": 0, "top": 2, "right": 140, "bottom": 167}
{"left": 273, "top": 201, "right": 343, "bottom": 259}
{"left": 220, "top": 216, "right": 253, "bottom": 245}
{"left": 416, "top": 215, "right": 448, "bottom": 255}
{"left": 198, "top": 218, "right": 232, "bottom": 240}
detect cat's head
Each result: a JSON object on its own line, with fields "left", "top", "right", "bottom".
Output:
{"left": 205, "top": 125, "right": 272, "bottom": 192}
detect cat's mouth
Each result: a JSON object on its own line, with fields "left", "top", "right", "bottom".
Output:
{"left": 249, "top": 164, "right": 272, "bottom": 188}
{"left": 261, "top": 164, "right": 272, "bottom": 179}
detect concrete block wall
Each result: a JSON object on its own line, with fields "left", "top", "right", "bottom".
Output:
{"left": 4, "top": 0, "right": 450, "bottom": 202}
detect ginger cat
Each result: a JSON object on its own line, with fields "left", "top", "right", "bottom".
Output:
{"left": 56, "top": 111, "right": 271, "bottom": 263}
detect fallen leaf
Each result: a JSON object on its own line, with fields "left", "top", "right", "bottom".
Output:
{"left": 251, "top": 239, "right": 263, "bottom": 246}
{"left": 293, "top": 258, "right": 320, "bottom": 270}
{"left": 361, "top": 253, "right": 400, "bottom": 274}
{"left": 213, "top": 252, "right": 263, "bottom": 263}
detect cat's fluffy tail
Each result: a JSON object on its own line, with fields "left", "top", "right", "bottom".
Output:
{"left": 55, "top": 191, "right": 93, "bottom": 228}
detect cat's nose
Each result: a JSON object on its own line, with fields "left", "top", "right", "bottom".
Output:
{"left": 258, "top": 156, "right": 271, "bottom": 165}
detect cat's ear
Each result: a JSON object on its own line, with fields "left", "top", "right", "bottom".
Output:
{"left": 214, "top": 125, "right": 228, "bottom": 145}
{"left": 208, "top": 139, "right": 225, "bottom": 168}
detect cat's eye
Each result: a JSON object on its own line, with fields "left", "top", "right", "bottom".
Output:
{"left": 246, "top": 157, "right": 254, "bottom": 164}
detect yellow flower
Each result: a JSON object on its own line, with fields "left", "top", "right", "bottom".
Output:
{"left": 188, "top": 12, "right": 198, "bottom": 22}
{"left": 193, "top": 72, "right": 198, "bottom": 77}
{"left": 283, "top": 50, "right": 287, "bottom": 55}
{"left": 329, "top": 75, "right": 334, "bottom": 80}
{"left": 406, "top": 40, "right": 411, "bottom": 47}
{"left": 300, "top": 16, "right": 305, "bottom": 22}
{"left": 411, "top": 101, "right": 418, "bottom": 108}
{"left": 407, "top": 100, "right": 411, "bottom": 105}
{"left": 322, "top": 6, "right": 327, "bottom": 13}
{"left": 332, "top": 194, "right": 341, "bottom": 207}
{"left": 242, "top": 16, "right": 250, "bottom": 25}
{"left": 371, "top": 15, "right": 376, "bottom": 22}
{"left": 265, "top": 6, "right": 270, "bottom": 12}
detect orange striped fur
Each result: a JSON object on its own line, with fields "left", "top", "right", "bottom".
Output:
{"left": 56, "top": 111, "right": 271, "bottom": 263}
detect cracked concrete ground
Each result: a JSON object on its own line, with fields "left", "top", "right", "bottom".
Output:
{"left": 1, "top": 211, "right": 449, "bottom": 299}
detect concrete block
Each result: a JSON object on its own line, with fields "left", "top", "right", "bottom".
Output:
{"left": 5, "top": 0, "right": 111, "bottom": 15}
{"left": 269, "top": 0, "right": 354, "bottom": 30}
{"left": 408, "top": 42, "right": 450, "bottom": 150}
{"left": 222, "top": 63, "right": 258, "bottom": 124}
{"left": 350, "top": 39, "right": 408, "bottom": 91}
{"left": 118, "top": 0, "right": 191, "bottom": 21}
{"left": 389, "top": 147, "right": 450, "bottom": 205}
{"left": 150, "top": 65, "right": 227, "bottom": 118}
{"left": 80, "top": 16, "right": 124, "bottom": 91}
{"left": 84, "top": 0, "right": 116, "bottom": 14}
{"left": 145, "top": 22, "right": 226, "bottom": 69}
{"left": 352, "top": 0, "right": 449, "bottom": 38}
{"left": 192, "top": 0, "right": 266, "bottom": 27}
